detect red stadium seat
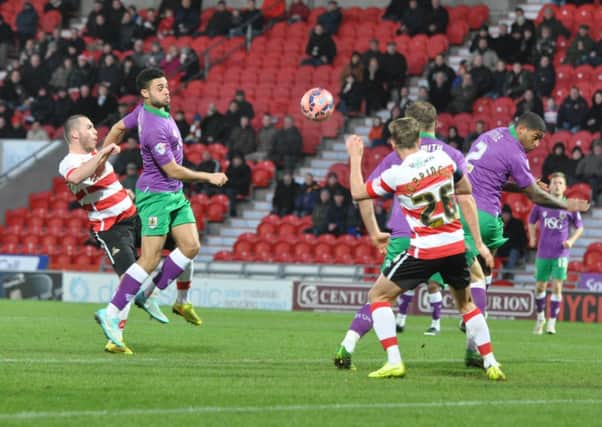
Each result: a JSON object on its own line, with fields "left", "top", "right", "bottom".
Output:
{"left": 567, "top": 131, "right": 594, "bottom": 153}
{"left": 252, "top": 168, "right": 271, "bottom": 188}
{"left": 213, "top": 251, "right": 234, "bottom": 261}
{"left": 206, "top": 203, "right": 227, "bottom": 222}
{"left": 258, "top": 222, "right": 277, "bottom": 237}
{"left": 277, "top": 223, "right": 297, "bottom": 238}
{"left": 566, "top": 183, "right": 591, "bottom": 202}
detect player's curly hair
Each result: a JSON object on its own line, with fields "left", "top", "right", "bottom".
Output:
{"left": 405, "top": 101, "right": 437, "bottom": 131}
{"left": 388, "top": 117, "right": 420, "bottom": 150}
{"left": 136, "top": 67, "right": 166, "bottom": 91}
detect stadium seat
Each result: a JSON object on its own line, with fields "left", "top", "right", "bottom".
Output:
{"left": 213, "top": 251, "right": 234, "bottom": 261}
{"left": 206, "top": 203, "right": 227, "bottom": 222}
{"left": 258, "top": 222, "right": 277, "bottom": 237}
{"left": 252, "top": 168, "right": 271, "bottom": 187}
{"left": 567, "top": 131, "right": 594, "bottom": 153}
{"left": 583, "top": 250, "right": 602, "bottom": 269}
{"left": 277, "top": 222, "right": 298, "bottom": 238}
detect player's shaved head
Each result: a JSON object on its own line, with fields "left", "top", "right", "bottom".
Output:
{"left": 63, "top": 114, "right": 87, "bottom": 143}
{"left": 517, "top": 112, "right": 546, "bottom": 133}
{"left": 389, "top": 117, "right": 420, "bottom": 150}
{"left": 405, "top": 102, "right": 437, "bottom": 132}
{"left": 136, "top": 67, "right": 166, "bottom": 91}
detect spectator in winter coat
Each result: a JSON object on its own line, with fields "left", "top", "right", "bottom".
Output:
{"left": 445, "top": 126, "right": 464, "bottom": 151}
{"left": 380, "top": 41, "right": 408, "bottom": 91}
{"left": 515, "top": 89, "right": 544, "bottom": 119}
{"left": 327, "top": 190, "right": 358, "bottom": 237}
{"left": 113, "top": 137, "right": 142, "bottom": 175}
{"left": 16, "top": 2, "right": 39, "bottom": 44}
{"left": 26, "top": 121, "right": 49, "bottom": 140}
{"left": 536, "top": 7, "right": 570, "bottom": 41}
{"left": 428, "top": 71, "right": 451, "bottom": 113}
{"left": 493, "top": 24, "right": 515, "bottom": 63}
{"left": 565, "top": 25, "right": 595, "bottom": 66}
{"left": 567, "top": 147, "right": 584, "bottom": 185}
{"left": 288, "top": 0, "right": 310, "bottom": 23}
{"left": 191, "top": 150, "right": 222, "bottom": 195}
{"left": 301, "top": 24, "right": 337, "bottom": 66}
{"left": 232, "top": 90, "right": 255, "bottom": 119}
{"left": 223, "top": 101, "right": 242, "bottom": 139}
{"left": 118, "top": 12, "right": 137, "bottom": 51}
{"left": 469, "top": 54, "right": 494, "bottom": 97}
{"left": 427, "top": 54, "right": 455, "bottom": 87}
{"left": 295, "top": 172, "right": 320, "bottom": 217}
{"left": 174, "top": 0, "right": 200, "bottom": 36}
{"left": 364, "top": 57, "right": 387, "bottom": 115}
{"left": 241, "top": 0, "right": 264, "bottom": 34}
{"left": 362, "top": 39, "right": 384, "bottom": 68}
{"left": 52, "top": 89, "right": 75, "bottom": 127}
{"left": 337, "top": 75, "right": 364, "bottom": 115}
{"left": 557, "top": 87, "right": 589, "bottom": 132}
{"left": 383, "top": 0, "right": 407, "bottom": 22}
{"left": 542, "top": 142, "right": 572, "bottom": 183}
{"left": 425, "top": 0, "right": 448, "bottom": 35}
{"left": 400, "top": 0, "right": 425, "bottom": 36}
{"left": 22, "top": 54, "right": 48, "bottom": 97}
{"left": 447, "top": 74, "right": 477, "bottom": 114}
{"left": 503, "top": 62, "right": 532, "bottom": 99}
{"left": 160, "top": 46, "right": 181, "bottom": 78}
{"left": 369, "top": 117, "right": 385, "bottom": 147}
{"left": 224, "top": 153, "right": 252, "bottom": 216}
{"left": 533, "top": 55, "right": 555, "bottom": 98}
{"left": 511, "top": 7, "right": 534, "bottom": 36}
{"left": 272, "top": 171, "right": 299, "bottom": 216}
{"left": 340, "top": 52, "right": 365, "bottom": 86}
{"left": 227, "top": 116, "right": 257, "bottom": 156}
{"left": 96, "top": 54, "right": 122, "bottom": 92}
{"left": 0, "top": 15, "right": 13, "bottom": 66}
{"left": 317, "top": 1, "right": 342, "bottom": 35}
{"left": 201, "top": 103, "right": 226, "bottom": 144}
{"left": 269, "top": 115, "right": 303, "bottom": 170}
{"left": 586, "top": 91, "right": 602, "bottom": 134}
{"left": 306, "top": 188, "right": 332, "bottom": 235}
{"left": 49, "top": 58, "right": 75, "bottom": 91}
{"left": 576, "top": 141, "right": 602, "bottom": 204}
{"left": 533, "top": 26, "right": 556, "bottom": 63}
{"left": 87, "top": 14, "right": 112, "bottom": 43}
{"left": 248, "top": 113, "right": 277, "bottom": 161}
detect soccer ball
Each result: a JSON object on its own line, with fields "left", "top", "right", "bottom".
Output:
{"left": 300, "top": 88, "right": 334, "bottom": 122}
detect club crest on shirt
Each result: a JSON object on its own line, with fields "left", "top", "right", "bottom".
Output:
{"left": 148, "top": 216, "right": 158, "bottom": 229}
{"left": 154, "top": 143, "right": 166, "bottom": 155}
{"left": 559, "top": 212, "right": 567, "bottom": 220}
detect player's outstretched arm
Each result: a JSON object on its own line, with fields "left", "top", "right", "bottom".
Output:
{"left": 103, "top": 119, "right": 127, "bottom": 148}
{"left": 527, "top": 223, "right": 538, "bottom": 248}
{"left": 523, "top": 183, "right": 590, "bottom": 212}
{"left": 346, "top": 135, "right": 371, "bottom": 201}
{"left": 455, "top": 176, "right": 493, "bottom": 268}
{"left": 358, "top": 200, "right": 390, "bottom": 254}
{"left": 161, "top": 160, "right": 228, "bottom": 186}
{"left": 66, "top": 144, "right": 120, "bottom": 185}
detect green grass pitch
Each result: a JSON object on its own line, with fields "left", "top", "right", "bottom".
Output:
{"left": 1, "top": 300, "right": 601, "bottom": 427}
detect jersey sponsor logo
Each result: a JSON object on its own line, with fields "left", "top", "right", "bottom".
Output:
{"left": 148, "top": 216, "right": 158, "bottom": 229}
{"left": 154, "top": 143, "right": 166, "bottom": 155}
{"left": 544, "top": 216, "right": 564, "bottom": 230}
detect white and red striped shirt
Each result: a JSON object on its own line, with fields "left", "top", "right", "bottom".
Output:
{"left": 366, "top": 150, "right": 465, "bottom": 260}
{"left": 58, "top": 152, "right": 136, "bottom": 232}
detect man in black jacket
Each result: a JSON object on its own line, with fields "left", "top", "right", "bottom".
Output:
{"left": 317, "top": 0, "right": 342, "bottom": 35}
{"left": 271, "top": 171, "right": 299, "bottom": 216}
{"left": 201, "top": 103, "right": 226, "bottom": 144}
{"left": 301, "top": 24, "right": 336, "bottom": 67}
{"left": 557, "top": 87, "right": 589, "bottom": 132}
{"left": 380, "top": 41, "right": 407, "bottom": 92}
{"left": 204, "top": 1, "right": 231, "bottom": 37}
{"left": 400, "top": 0, "right": 425, "bottom": 36}
{"left": 425, "top": 0, "right": 448, "bottom": 35}
{"left": 269, "top": 115, "right": 303, "bottom": 170}
{"left": 536, "top": 6, "right": 570, "bottom": 41}
{"left": 224, "top": 153, "right": 252, "bottom": 217}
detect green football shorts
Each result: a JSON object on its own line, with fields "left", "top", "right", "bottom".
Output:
{"left": 381, "top": 237, "right": 445, "bottom": 286}
{"left": 461, "top": 209, "right": 508, "bottom": 262}
{"left": 135, "top": 190, "right": 195, "bottom": 236}
{"left": 535, "top": 257, "right": 568, "bottom": 282}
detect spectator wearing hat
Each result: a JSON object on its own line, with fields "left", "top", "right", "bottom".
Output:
{"left": 317, "top": 1, "right": 342, "bottom": 35}
{"left": 232, "top": 89, "right": 255, "bottom": 119}
{"left": 301, "top": 24, "right": 337, "bottom": 67}
{"left": 272, "top": 171, "right": 299, "bottom": 216}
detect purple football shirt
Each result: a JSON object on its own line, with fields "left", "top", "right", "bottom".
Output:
{"left": 366, "top": 133, "right": 466, "bottom": 238}
{"left": 529, "top": 205, "right": 583, "bottom": 259}
{"left": 466, "top": 126, "right": 536, "bottom": 216}
{"left": 123, "top": 104, "right": 184, "bottom": 193}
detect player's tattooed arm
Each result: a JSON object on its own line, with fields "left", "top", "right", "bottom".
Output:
{"left": 66, "top": 144, "right": 120, "bottom": 185}
{"left": 161, "top": 160, "right": 228, "bottom": 186}
{"left": 103, "top": 119, "right": 127, "bottom": 148}
{"left": 524, "top": 183, "right": 590, "bottom": 212}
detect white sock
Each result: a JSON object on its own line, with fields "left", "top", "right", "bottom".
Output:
{"left": 176, "top": 262, "right": 193, "bottom": 304}
{"left": 117, "top": 303, "right": 132, "bottom": 341}
{"left": 106, "top": 303, "right": 119, "bottom": 318}
{"left": 341, "top": 330, "right": 360, "bottom": 354}
{"left": 547, "top": 318, "right": 557, "bottom": 329}
{"left": 485, "top": 274, "right": 492, "bottom": 289}
{"left": 371, "top": 303, "right": 402, "bottom": 365}
{"left": 143, "top": 273, "right": 158, "bottom": 298}
{"left": 431, "top": 319, "right": 440, "bottom": 329}
{"left": 396, "top": 313, "right": 407, "bottom": 327}
{"left": 428, "top": 291, "right": 442, "bottom": 304}
{"left": 463, "top": 307, "right": 497, "bottom": 368}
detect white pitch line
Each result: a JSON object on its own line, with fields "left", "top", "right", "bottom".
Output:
{"left": 1, "top": 399, "right": 601, "bottom": 420}
{"left": 1, "top": 357, "right": 600, "bottom": 365}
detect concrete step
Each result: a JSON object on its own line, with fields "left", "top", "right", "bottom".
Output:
{"left": 199, "top": 244, "right": 231, "bottom": 255}
{"left": 228, "top": 218, "right": 261, "bottom": 229}
{"left": 322, "top": 150, "right": 349, "bottom": 161}
{"left": 220, "top": 226, "right": 255, "bottom": 236}
{"left": 310, "top": 159, "right": 337, "bottom": 169}
{"left": 241, "top": 209, "right": 267, "bottom": 220}
{"left": 205, "top": 236, "right": 237, "bottom": 246}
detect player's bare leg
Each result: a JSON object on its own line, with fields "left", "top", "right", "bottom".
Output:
{"left": 533, "top": 280, "right": 548, "bottom": 335}
{"left": 449, "top": 286, "right": 505, "bottom": 381}
{"left": 546, "top": 279, "right": 563, "bottom": 334}
{"left": 424, "top": 281, "right": 443, "bottom": 336}
{"left": 367, "top": 275, "right": 406, "bottom": 378}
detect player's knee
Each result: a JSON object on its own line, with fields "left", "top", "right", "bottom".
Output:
{"left": 138, "top": 253, "right": 162, "bottom": 273}
{"left": 180, "top": 240, "right": 200, "bottom": 259}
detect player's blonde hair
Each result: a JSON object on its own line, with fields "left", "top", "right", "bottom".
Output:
{"left": 549, "top": 172, "right": 566, "bottom": 183}
{"left": 405, "top": 101, "right": 437, "bottom": 131}
{"left": 388, "top": 117, "right": 420, "bottom": 150}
